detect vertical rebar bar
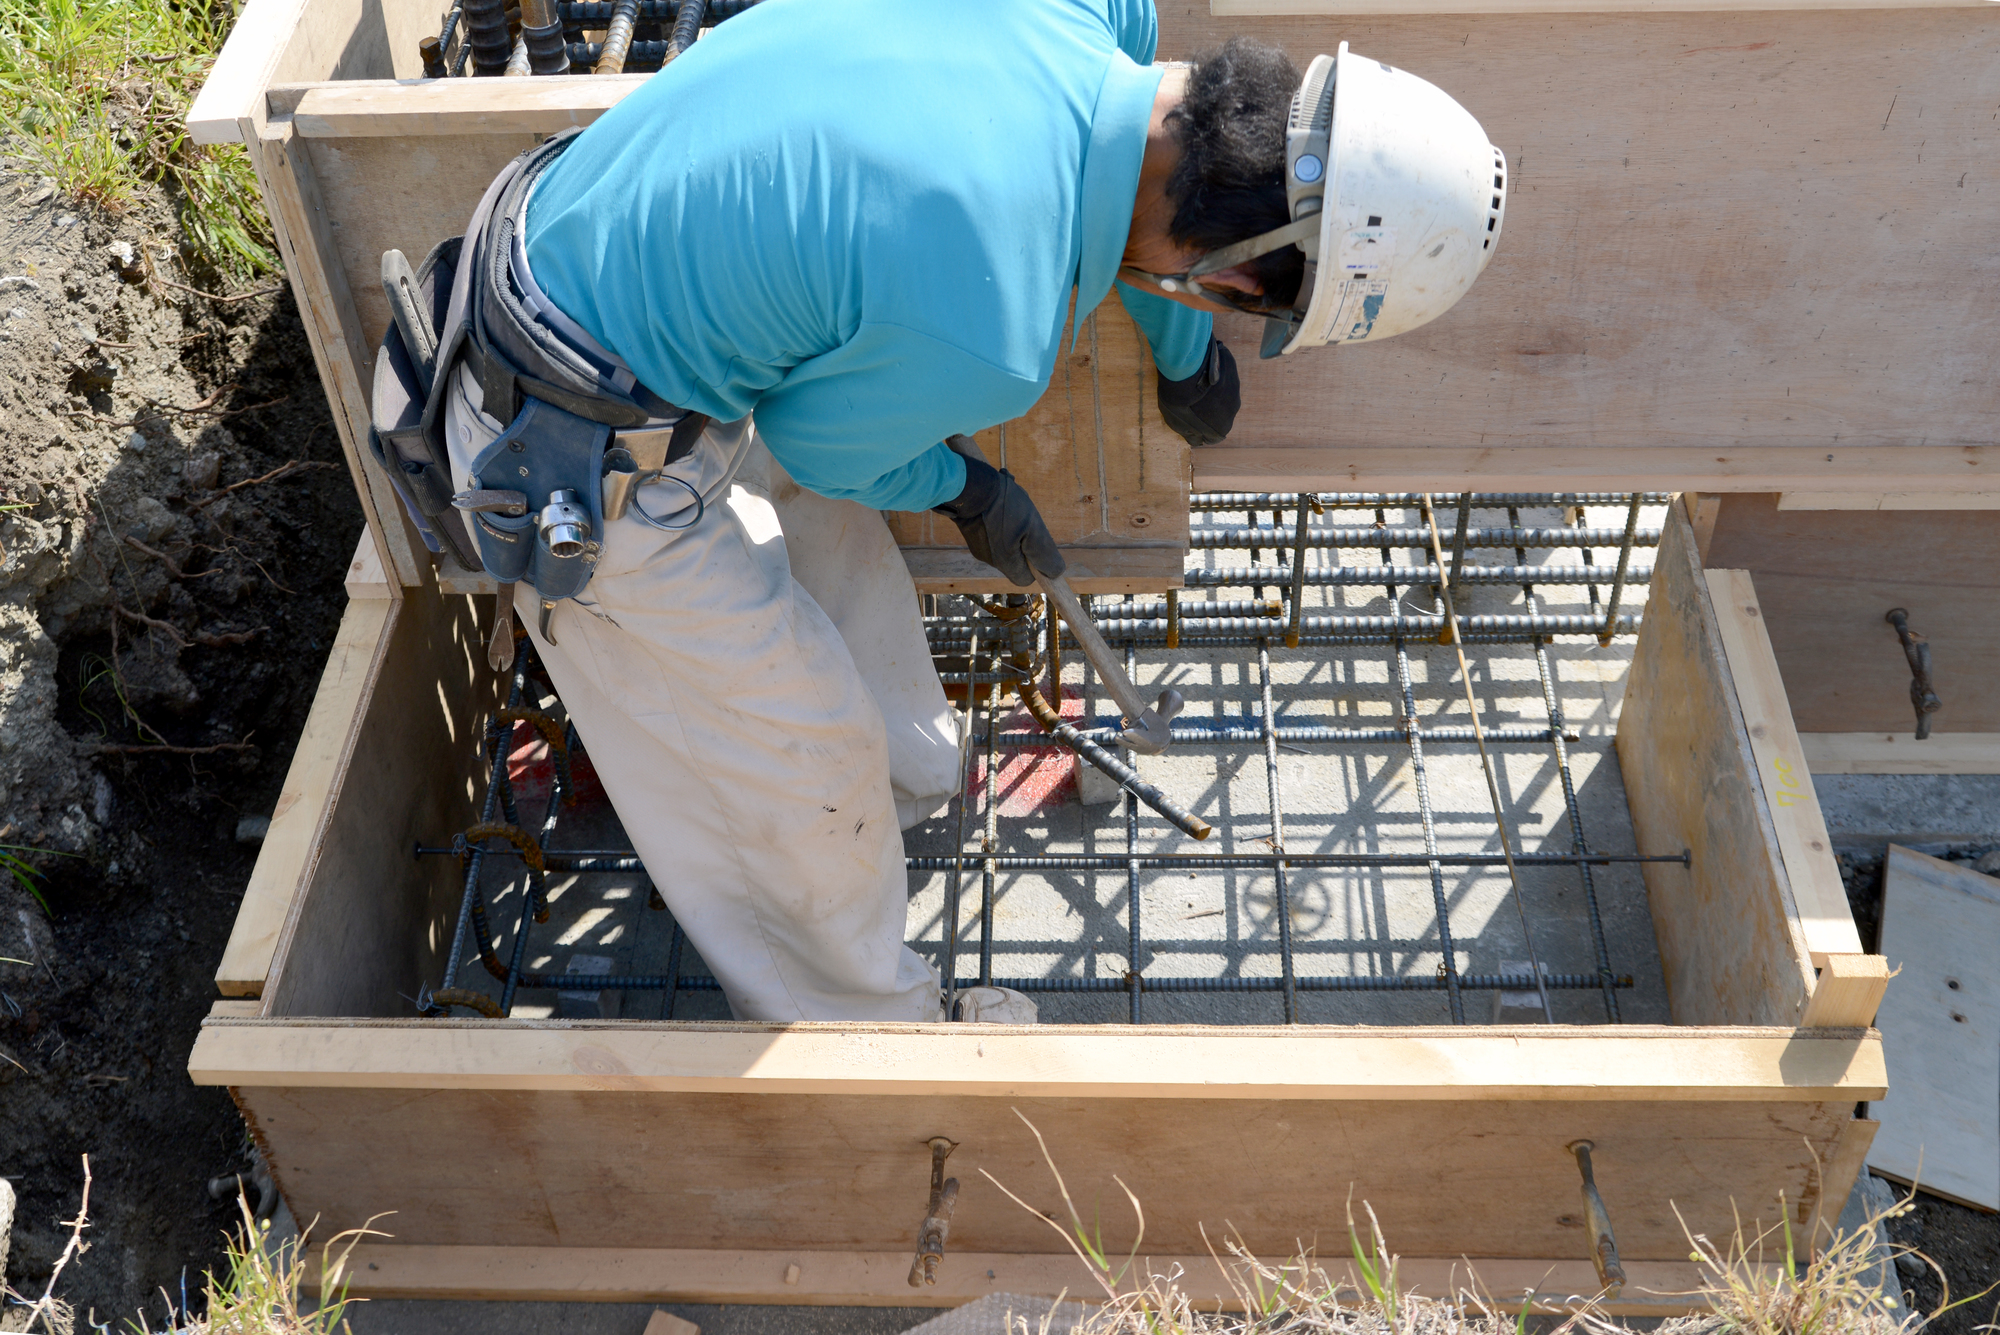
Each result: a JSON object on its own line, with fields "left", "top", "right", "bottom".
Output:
{"left": 1597, "top": 495, "right": 1644, "bottom": 647}
{"left": 460, "top": 0, "right": 513, "bottom": 75}
{"left": 1259, "top": 640, "right": 1297, "bottom": 1022}
{"left": 1284, "top": 494, "right": 1315, "bottom": 649}
{"left": 663, "top": 0, "right": 706, "bottom": 61}
{"left": 661, "top": 921, "right": 684, "bottom": 1019}
{"left": 979, "top": 637, "right": 998, "bottom": 988}
{"left": 943, "top": 630, "right": 979, "bottom": 1014}
{"left": 1511, "top": 506, "right": 1621, "bottom": 1021}
{"left": 1126, "top": 637, "right": 1144, "bottom": 1023}
{"left": 1382, "top": 505, "right": 1464, "bottom": 1023}
{"left": 593, "top": 0, "right": 641, "bottom": 72}
{"left": 1422, "top": 495, "right": 1552, "bottom": 1023}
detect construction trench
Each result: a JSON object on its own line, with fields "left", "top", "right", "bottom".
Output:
{"left": 415, "top": 493, "right": 1683, "bottom": 1030}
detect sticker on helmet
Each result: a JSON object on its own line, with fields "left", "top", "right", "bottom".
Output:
{"left": 1331, "top": 277, "right": 1391, "bottom": 341}
{"left": 1337, "top": 227, "right": 1395, "bottom": 274}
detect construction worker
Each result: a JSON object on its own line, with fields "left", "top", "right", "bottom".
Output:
{"left": 372, "top": 0, "right": 1503, "bottom": 1023}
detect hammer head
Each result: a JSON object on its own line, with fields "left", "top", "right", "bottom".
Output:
{"left": 1119, "top": 688, "right": 1185, "bottom": 755}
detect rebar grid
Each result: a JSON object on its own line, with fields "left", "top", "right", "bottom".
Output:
{"left": 420, "top": 491, "right": 1673, "bottom": 1024}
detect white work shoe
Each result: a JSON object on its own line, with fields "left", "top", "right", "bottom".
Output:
{"left": 952, "top": 986, "right": 1039, "bottom": 1024}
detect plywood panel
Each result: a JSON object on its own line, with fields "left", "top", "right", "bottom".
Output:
{"left": 1704, "top": 494, "right": 2000, "bottom": 733}
{"left": 260, "top": 578, "right": 491, "bottom": 1018}
{"left": 1156, "top": 8, "right": 2000, "bottom": 486}
{"left": 1615, "top": 506, "right": 1816, "bottom": 1025}
{"left": 216, "top": 596, "right": 394, "bottom": 996}
{"left": 1868, "top": 845, "right": 2000, "bottom": 1211}
{"left": 235, "top": 1082, "right": 1853, "bottom": 1258}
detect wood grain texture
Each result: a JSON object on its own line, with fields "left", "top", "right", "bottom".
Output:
{"left": 1867, "top": 844, "right": 2000, "bottom": 1211}
{"left": 1803, "top": 1115, "right": 1879, "bottom": 1253}
{"left": 253, "top": 123, "right": 427, "bottom": 585}
{"left": 216, "top": 596, "right": 395, "bottom": 996}
{"left": 1703, "top": 494, "right": 2000, "bottom": 733}
{"left": 289, "top": 76, "right": 650, "bottom": 138}
{"left": 1798, "top": 954, "right": 1890, "bottom": 1029}
{"left": 1799, "top": 732, "right": 2000, "bottom": 775}
{"left": 188, "top": 1020, "right": 1887, "bottom": 1098}
{"left": 1156, "top": 8, "right": 2000, "bottom": 483}
{"left": 232, "top": 1082, "right": 1856, "bottom": 1258}
{"left": 344, "top": 531, "right": 391, "bottom": 600}
{"left": 1615, "top": 507, "right": 1816, "bottom": 1025}
{"left": 1778, "top": 493, "right": 2000, "bottom": 511}
{"left": 1705, "top": 568, "right": 1862, "bottom": 964}
{"left": 259, "top": 577, "right": 490, "bottom": 1018}
{"left": 329, "top": 1244, "right": 1713, "bottom": 1314}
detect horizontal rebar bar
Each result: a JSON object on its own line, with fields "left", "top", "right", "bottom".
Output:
{"left": 646, "top": 972, "right": 1632, "bottom": 994}
{"left": 1189, "top": 525, "right": 1661, "bottom": 550}
{"left": 904, "top": 852, "right": 1687, "bottom": 871}
{"left": 423, "top": 847, "right": 1687, "bottom": 871}
{"left": 1047, "top": 613, "right": 1641, "bottom": 638}
{"left": 1189, "top": 492, "right": 1674, "bottom": 508}
{"left": 559, "top": 0, "right": 755, "bottom": 17}
{"left": 981, "top": 723, "right": 1582, "bottom": 747}
{"left": 1182, "top": 564, "right": 1654, "bottom": 588}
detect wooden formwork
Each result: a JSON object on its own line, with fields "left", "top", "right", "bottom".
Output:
{"left": 179, "top": 0, "right": 1992, "bottom": 1309}
{"left": 192, "top": 502, "right": 1893, "bottom": 1311}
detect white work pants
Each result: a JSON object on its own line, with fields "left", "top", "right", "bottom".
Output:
{"left": 447, "top": 376, "right": 956, "bottom": 1021}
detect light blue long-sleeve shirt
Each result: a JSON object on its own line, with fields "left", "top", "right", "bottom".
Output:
{"left": 522, "top": 0, "right": 1212, "bottom": 512}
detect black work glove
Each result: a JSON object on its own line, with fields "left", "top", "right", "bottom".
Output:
{"left": 1156, "top": 335, "right": 1240, "bottom": 447}
{"left": 932, "top": 435, "right": 1064, "bottom": 587}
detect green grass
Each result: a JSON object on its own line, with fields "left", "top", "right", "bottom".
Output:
{"left": 0, "top": 0, "right": 277, "bottom": 278}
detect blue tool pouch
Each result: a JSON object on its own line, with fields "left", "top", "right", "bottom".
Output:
{"left": 465, "top": 397, "right": 610, "bottom": 598}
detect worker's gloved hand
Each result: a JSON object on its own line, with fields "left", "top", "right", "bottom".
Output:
{"left": 933, "top": 435, "right": 1064, "bottom": 587}
{"left": 1156, "top": 336, "right": 1240, "bottom": 448}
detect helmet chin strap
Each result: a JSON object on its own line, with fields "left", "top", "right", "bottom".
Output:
{"left": 1117, "top": 212, "right": 1320, "bottom": 319}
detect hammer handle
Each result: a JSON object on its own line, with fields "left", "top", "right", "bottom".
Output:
{"left": 1036, "top": 572, "right": 1151, "bottom": 726}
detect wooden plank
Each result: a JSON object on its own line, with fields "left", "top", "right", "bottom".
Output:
{"left": 1803, "top": 1116, "right": 1879, "bottom": 1252}
{"left": 189, "top": 1020, "right": 1884, "bottom": 1098}
{"left": 344, "top": 532, "right": 391, "bottom": 600}
{"left": 259, "top": 578, "right": 490, "bottom": 1018}
{"left": 209, "top": 999, "right": 263, "bottom": 1019}
{"left": 327, "top": 1244, "right": 1712, "bottom": 1315}
{"left": 229, "top": 1082, "right": 1856, "bottom": 1259}
{"left": 1705, "top": 568, "right": 1863, "bottom": 965}
{"left": 1704, "top": 495, "right": 2000, "bottom": 733}
{"left": 1799, "top": 954, "right": 1890, "bottom": 1029}
{"left": 255, "top": 122, "right": 427, "bottom": 587}
{"left": 1614, "top": 508, "right": 1817, "bottom": 1024}
{"left": 215, "top": 596, "right": 395, "bottom": 997}
{"left": 1799, "top": 732, "right": 2000, "bottom": 775}
{"left": 1156, "top": 10, "right": 2000, "bottom": 479}
{"left": 1682, "top": 492, "right": 1722, "bottom": 565}
{"left": 903, "top": 545, "right": 1186, "bottom": 595}
{"left": 1867, "top": 845, "right": 2000, "bottom": 1211}
{"left": 289, "top": 76, "right": 650, "bottom": 138}
{"left": 1189, "top": 447, "right": 2000, "bottom": 494}
{"left": 190, "top": 0, "right": 422, "bottom": 144}
{"left": 1779, "top": 493, "right": 2000, "bottom": 511}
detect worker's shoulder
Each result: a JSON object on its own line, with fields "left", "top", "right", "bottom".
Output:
{"left": 700, "top": 0, "right": 1140, "bottom": 78}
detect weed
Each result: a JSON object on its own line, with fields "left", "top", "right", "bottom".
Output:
{"left": 1, "top": 840, "right": 77, "bottom": 913}
{"left": 0, "top": 0, "right": 276, "bottom": 277}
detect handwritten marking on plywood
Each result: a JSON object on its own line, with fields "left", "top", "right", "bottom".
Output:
{"left": 1868, "top": 845, "right": 2000, "bottom": 1211}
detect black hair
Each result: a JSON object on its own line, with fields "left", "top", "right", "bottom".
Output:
{"left": 1163, "top": 37, "right": 1304, "bottom": 307}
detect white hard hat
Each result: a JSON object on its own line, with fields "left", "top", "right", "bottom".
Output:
{"left": 1122, "top": 43, "right": 1505, "bottom": 358}
{"left": 1278, "top": 43, "right": 1506, "bottom": 354}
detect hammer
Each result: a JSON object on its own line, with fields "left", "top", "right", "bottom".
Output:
{"left": 1035, "top": 568, "right": 1183, "bottom": 755}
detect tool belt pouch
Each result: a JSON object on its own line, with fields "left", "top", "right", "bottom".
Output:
{"left": 369, "top": 238, "right": 480, "bottom": 570}
{"left": 464, "top": 397, "right": 609, "bottom": 598}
